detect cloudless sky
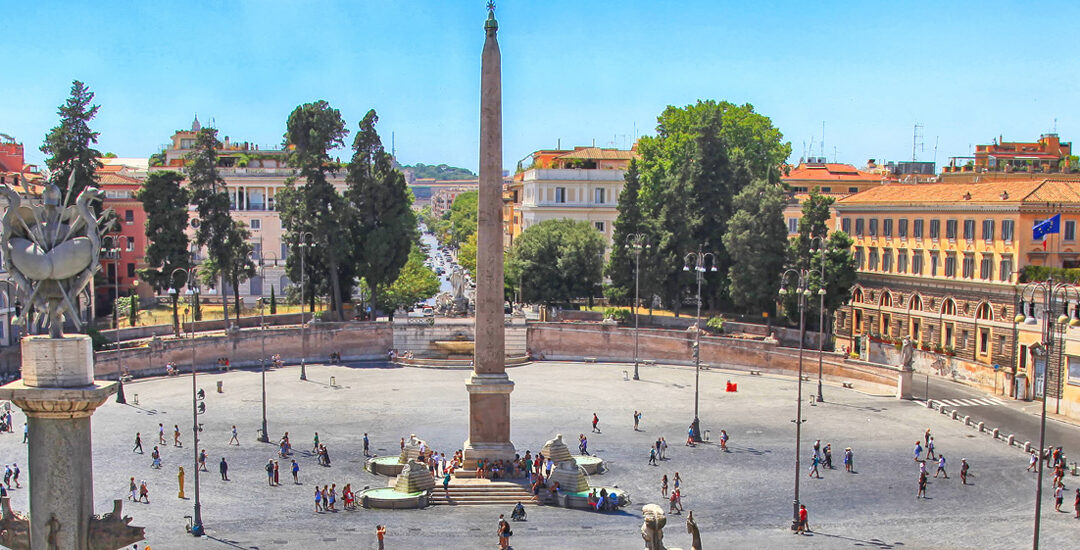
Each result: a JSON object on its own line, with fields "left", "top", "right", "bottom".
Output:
{"left": 2, "top": 0, "right": 1078, "bottom": 173}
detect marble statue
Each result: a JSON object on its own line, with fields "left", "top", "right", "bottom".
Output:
{"left": 450, "top": 267, "right": 467, "bottom": 301}
{"left": 686, "top": 510, "right": 701, "bottom": 550}
{"left": 641, "top": 503, "right": 667, "bottom": 550}
{"left": 900, "top": 336, "right": 914, "bottom": 371}
{"left": 87, "top": 500, "right": 145, "bottom": 550}
{"left": 0, "top": 174, "right": 108, "bottom": 338}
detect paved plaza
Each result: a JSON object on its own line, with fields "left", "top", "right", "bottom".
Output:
{"left": 0, "top": 361, "right": 1077, "bottom": 549}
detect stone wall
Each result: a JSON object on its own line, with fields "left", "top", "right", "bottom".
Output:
{"left": 867, "top": 340, "right": 1009, "bottom": 395}
{"left": 101, "top": 312, "right": 307, "bottom": 343}
{"left": 526, "top": 323, "right": 896, "bottom": 392}
{"left": 93, "top": 322, "right": 392, "bottom": 379}
{"left": 391, "top": 318, "right": 527, "bottom": 357}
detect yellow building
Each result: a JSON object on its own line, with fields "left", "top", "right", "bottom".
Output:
{"left": 781, "top": 160, "right": 882, "bottom": 236}
{"left": 834, "top": 178, "right": 1080, "bottom": 420}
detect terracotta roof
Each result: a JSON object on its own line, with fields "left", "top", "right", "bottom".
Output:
{"left": 97, "top": 173, "right": 142, "bottom": 185}
{"left": 556, "top": 147, "right": 636, "bottom": 161}
{"left": 783, "top": 162, "right": 880, "bottom": 182}
{"left": 836, "top": 179, "right": 1080, "bottom": 205}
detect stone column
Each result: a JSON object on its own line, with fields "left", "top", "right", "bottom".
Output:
{"left": 463, "top": 6, "right": 515, "bottom": 469}
{"left": 0, "top": 335, "right": 116, "bottom": 550}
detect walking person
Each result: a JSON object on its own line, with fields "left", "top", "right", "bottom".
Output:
{"left": 579, "top": 434, "right": 589, "bottom": 456}
{"left": 661, "top": 474, "right": 668, "bottom": 498}
{"left": 150, "top": 447, "right": 161, "bottom": 469}
{"left": 198, "top": 449, "right": 207, "bottom": 471}
{"left": 917, "top": 470, "right": 927, "bottom": 499}
{"left": 229, "top": 425, "right": 239, "bottom": 446}
{"left": 128, "top": 477, "right": 138, "bottom": 501}
{"left": 1028, "top": 451, "right": 1039, "bottom": 472}
{"left": 173, "top": 425, "right": 182, "bottom": 447}
{"left": 11, "top": 464, "right": 18, "bottom": 489}
{"left": 1074, "top": 488, "right": 1080, "bottom": 519}
{"left": 1054, "top": 482, "right": 1064, "bottom": 512}
{"left": 844, "top": 447, "right": 854, "bottom": 473}
{"left": 219, "top": 458, "right": 229, "bottom": 481}
{"left": 273, "top": 461, "right": 280, "bottom": 485}
{"left": 935, "top": 455, "right": 948, "bottom": 479}
{"left": 22, "top": 422, "right": 27, "bottom": 444}
{"left": 823, "top": 443, "right": 833, "bottom": 469}
{"left": 913, "top": 441, "right": 923, "bottom": 461}
{"left": 363, "top": 433, "right": 370, "bottom": 457}
{"left": 960, "top": 458, "right": 969, "bottom": 485}
{"left": 795, "top": 504, "right": 809, "bottom": 534}
{"left": 291, "top": 460, "right": 299, "bottom": 484}
{"left": 720, "top": 430, "right": 729, "bottom": 452}
{"left": 813, "top": 439, "right": 822, "bottom": 461}
{"left": 376, "top": 525, "right": 386, "bottom": 550}
{"left": 497, "top": 514, "right": 510, "bottom": 549}
{"left": 592, "top": 413, "right": 600, "bottom": 433}
{"left": 132, "top": 433, "right": 143, "bottom": 454}
{"left": 924, "top": 427, "right": 932, "bottom": 447}
{"left": 158, "top": 423, "right": 165, "bottom": 445}
{"left": 314, "top": 486, "right": 323, "bottom": 512}
{"left": 926, "top": 436, "right": 936, "bottom": 460}
{"left": 633, "top": 410, "right": 640, "bottom": 431}
{"left": 809, "top": 454, "right": 821, "bottom": 479}
{"left": 138, "top": 480, "right": 149, "bottom": 503}
{"left": 648, "top": 447, "right": 658, "bottom": 466}
{"left": 660, "top": 437, "right": 667, "bottom": 459}
{"left": 265, "top": 459, "right": 275, "bottom": 486}
{"left": 313, "top": 432, "right": 320, "bottom": 453}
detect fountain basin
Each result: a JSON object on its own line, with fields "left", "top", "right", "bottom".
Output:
{"left": 431, "top": 340, "right": 475, "bottom": 356}
{"left": 559, "top": 487, "right": 629, "bottom": 510}
{"left": 366, "top": 456, "right": 405, "bottom": 476}
{"left": 572, "top": 455, "right": 605, "bottom": 475}
{"left": 359, "top": 487, "right": 429, "bottom": 509}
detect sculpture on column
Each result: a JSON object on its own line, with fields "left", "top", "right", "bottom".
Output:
{"left": 900, "top": 336, "right": 915, "bottom": 371}
{"left": 641, "top": 504, "right": 668, "bottom": 550}
{"left": 686, "top": 510, "right": 701, "bottom": 550}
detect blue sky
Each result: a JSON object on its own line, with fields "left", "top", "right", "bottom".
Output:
{"left": 2, "top": 1, "right": 1077, "bottom": 173}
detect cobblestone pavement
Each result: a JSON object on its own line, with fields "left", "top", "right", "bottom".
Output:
{"left": 0, "top": 361, "right": 1077, "bottom": 549}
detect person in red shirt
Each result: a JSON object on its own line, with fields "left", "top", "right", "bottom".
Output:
{"left": 795, "top": 504, "right": 809, "bottom": 534}
{"left": 376, "top": 525, "right": 386, "bottom": 550}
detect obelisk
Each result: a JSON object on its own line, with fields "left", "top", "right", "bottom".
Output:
{"left": 463, "top": 2, "right": 515, "bottom": 469}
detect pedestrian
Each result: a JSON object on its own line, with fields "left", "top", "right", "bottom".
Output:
{"left": 813, "top": 439, "right": 822, "bottom": 461}
{"left": 592, "top": 413, "right": 600, "bottom": 433}
{"left": 1028, "top": 451, "right": 1039, "bottom": 472}
{"left": 400, "top": 437, "right": 405, "bottom": 451}
{"left": 273, "top": 460, "right": 280, "bottom": 485}
{"left": 376, "top": 525, "right": 386, "bottom": 550}
{"left": 720, "top": 430, "right": 729, "bottom": 451}
{"left": 265, "top": 459, "right": 274, "bottom": 486}
{"left": 924, "top": 427, "right": 932, "bottom": 447}
{"left": 128, "top": 477, "right": 137, "bottom": 501}
{"left": 11, "top": 464, "right": 18, "bottom": 489}
{"left": 661, "top": 474, "right": 668, "bottom": 497}
{"left": 291, "top": 460, "right": 299, "bottom": 484}
{"left": 926, "top": 436, "right": 936, "bottom": 460}
{"left": 917, "top": 470, "right": 927, "bottom": 499}
{"left": 219, "top": 458, "right": 228, "bottom": 481}
{"left": 579, "top": 434, "right": 589, "bottom": 456}
{"left": 1054, "top": 482, "right": 1064, "bottom": 512}
{"left": 913, "top": 441, "right": 923, "bottom": 461}
{"left": 363, "top": 433, "right": 370, "bottom": 457}
{"left": 1074, "top": 488, "right": 1080, "bottom": 519}
{"left": 668, "top": 489, "right": 681, "bottom": 515}
{"left": 198, "top": 449, "right": 207, "bottom": 471}
{"left": 158, "top": 424, "right": 165, "bottom": 445}
{"left": 328, "top": 483, "right": 336, "bottom": 511}
{"left": 935, "top": 455, "right": 948, "bottom": 479}
{"left": 844, "top": 447, "right": 854, "bottom": 473}
{"left": 809, "top": 454, "right": 821, "bottom": 479}
{"left": 823, "top": 443, "right": 833, "bottom": 469}
{"left": 22, "top": 422, "right": 27, "bottom": 444}
{"left": 660, "top": 437, "right": 668, "bottom": 459}
{"left": 960, "top": 458, "right": 969, "bottom": 485}
{"left": 229, "top": 425, "right": 239, "bottom": 446}
{"left": 795, "top": 504, "right": 809, "bottom": 534}
{"left": 321, "top": 485, "right": 329, "bottom": 510}
{"left": 443, "top": 471, "right": 451, "bottom": 495}
{"left": 3, "top": 465, "right": 10, "bottom": 489}
{"left": 313, "top": 432, "right": 320, "bottom": 453}
{"left": 497, "top": 514, "right": 510, "bottom": 549}
{"left": 673, "top": 472, "right": 681, "bottom": 492}
{"left": 649, "top": 447, "right": 658, "bottom": 466}
{"left": 633, "top": 410, "right": 640, "bottom": 431}
{"left": 685, "top": 424, "right": 695, "bottom": 447}
{"left": 133, "top": 433, "right": 143, "bottom": 454}
{"left": 150, "top": 447, "right": 161, "bottom": 469}
{"left": 314, "top": 486, "right": 322, "bottom": 512}
{"left": 173, "top": 425, "right": 182, "bottom": 447}
{"left": 138, "top": 480, "right": 149, "bottom": 503}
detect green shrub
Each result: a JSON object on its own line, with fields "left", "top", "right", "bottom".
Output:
{"left": 87, "top": 327, "right": 111, "bottom": 351}
{"left": 706, "top": 316, "right": 725, "bottom": 333}
{"left": 603, "top": 307, "right": 631, "bottom": 324}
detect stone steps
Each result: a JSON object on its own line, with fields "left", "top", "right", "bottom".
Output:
{"left": 429, "top": 481, "right": 539, "bottom": 506}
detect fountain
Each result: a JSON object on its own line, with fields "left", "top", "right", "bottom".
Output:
{"left": 360, "top": 435, "right": 434, "bottom": 509}
{"left": 541, "top": 434, "right": 626, "bottom": 510}
{"left": 431, "top": 332, "right": 475, "bottom": 359}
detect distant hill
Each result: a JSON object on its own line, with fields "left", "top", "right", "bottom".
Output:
{"left": 403, "top": 163, "right": 476, "bottom": 181}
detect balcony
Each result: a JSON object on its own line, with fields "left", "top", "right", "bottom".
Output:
{"left": 522, "top": 168, "right": 625, "bottom": 182}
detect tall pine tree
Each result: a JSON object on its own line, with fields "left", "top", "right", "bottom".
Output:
{"left": 186, "top": 127, "right": 234, "bottom": 326}
{"left": 722, "top": 178, "right": 789, "bottom": 316}
{"left": 136, "top": 170, "right": 191, "bottom": 336}
{"left": 605, "top": 159, "right": 650, "bottom": 305}
{"left": 346, "top": 109, "right": 416, "bottom": 315}
{"left": 40, "top": 80, "right": 103, "bottom": 205}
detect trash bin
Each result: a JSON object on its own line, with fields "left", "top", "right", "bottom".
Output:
{"left": 216, "top": 381, "right": 223, "bottom": 393}
{"left": 704, "top": 430, "right": 711, "bottom": 441}
{"left": 330, "top": 376, "right": 336, "bottom": 387}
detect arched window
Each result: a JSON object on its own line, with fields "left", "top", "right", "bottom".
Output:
{"left": 880, "top": 291, "right": 893, "bottom": 308}
{"left": 909, "top": 294, "right": 923, "bottom": 311}
{"left": 942, "top": 298, "right": 957, "bottom": 316}
{"left": 975, "top": 302, "right": 993, "bottom": 321}
{"left": 852, "top": 288, "right": 864, "bottom": 303}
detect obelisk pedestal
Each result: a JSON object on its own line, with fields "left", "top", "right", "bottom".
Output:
{"left": 463, "top": 5, "right": 516, "bottom": 469}
{"left": 0, "top": 335, "right": 117, "bottom": 550}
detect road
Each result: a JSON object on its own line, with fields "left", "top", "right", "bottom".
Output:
{"left": 419, "top": 227, "right": 453, "bottom": 304}
{"left": 912, "top": 374, "right": 1080, "bottom": 458}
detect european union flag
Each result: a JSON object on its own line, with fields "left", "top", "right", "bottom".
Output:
{"left": 1033, "top": 213, "right": 1061, "bottom": 240}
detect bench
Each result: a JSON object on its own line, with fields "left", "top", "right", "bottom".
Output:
{"left": 641, "top": 359, "right": 656, "bottom": 366}
{"left": 584, "top": 357, "right": 598, "bottom": 363}
{"left": 841, "top": 382, "right": 854, "bottom": 389}
{"left": 800, "top": 375, "right": 811, "bottom": 382}
{"left": 749, "top": 370, "right": 761, "bottom": 376}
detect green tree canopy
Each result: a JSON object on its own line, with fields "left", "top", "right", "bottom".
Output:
{"left": 506, "top": 219, "right": 605, "bottom": 306}
{"left": 404, "top": 163, "right": 476, "bottom": 180}
{"left": 378, "top": 243, "right": 440, "bottom": 318}
{"left": 40, "top": 80, "right": 103, "bottom": 205}
{"left": 447, "top": 190, "right": 479, "bottom": 247}
{"left": 722, "top": 178, "right": 789, "bottom": 315}
{"left": 186, "top": 127, "right": 235, "bottom": 324}
{"left": 784, "top": 188, "right": 857, "bottom": 327}
{"left": 458, "top": 231, "right": 478, "bottom": 274}
{"left": 135, "top": 170, "right": 191, "bottom": 336}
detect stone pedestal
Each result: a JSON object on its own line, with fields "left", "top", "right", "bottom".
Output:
{"left": 463, "top": 373, "right": 515, "bottom": 467}
{"left": 0, "top": 336, "right": 116, "bottom": 550}
{"left": 896, "top": 367, "right": 914, "bottom": 400}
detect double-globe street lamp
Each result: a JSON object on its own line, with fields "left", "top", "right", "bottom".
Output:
{"left": 779, "top": 268, "right": 825, "bottom": 530}
{"left": 809, "top": 236, "right": 830, "bottom": 403}
{"left": 168, "top": 266, "right": 204, "bottom": 535}
{"left": 295, "top": 231, "right": 316, "bottom": 381}
{"left": 683, "top": 246, "right": 717, "bottom": 442}
{"left": 627, "top": 233, "right": 649, "bottom": 381}
{"left": 1015, "top": 279, "right": 1078, "bottom": 550}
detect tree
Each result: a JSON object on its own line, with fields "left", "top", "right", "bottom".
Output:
{"left": 378, "top": 244, "right": 440, "bottom": 319}
{"left": 458, "top": 232, "right": 478, "bottom": 274}
{"left": 785, "top": 189, "right": 857, "bottom": 330}
{"left": 40, "top": 80, "right": 103, "bottom": 205}
{"left": 605, "top": 159, "right": 651, "bottom": 305}
{"left": 447, "top": 191, "right": 478, "bottom": 247}
{"left": 187, "top": 127, "right": 234, "bottom": 326}
{"left": 281, "top": 100, "right": 351, "bottom": 320}
{"left": 135, "top": 170, "right": 191, "bottom": 337}
{"left": 347, "top": 109, "right": 417, "bottom": 315}
{"left": 200, "top": 221, "right": 256, "bottom": 319}
{"left": 506, "top": 219, "right": 605, "bottom": 306}
{"left": 269, "top": 285, "right": 277, "bottom": 315}
{"left": 722, "top": 178, "right": 788, "bottom": 316}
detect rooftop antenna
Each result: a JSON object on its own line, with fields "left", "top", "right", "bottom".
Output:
{"left": 807, "top": 135, "right": 815, "bottom": 161}
{"left": 912, "top": 123, "right": 924, "bottom": 162}
{"left": 932, "top": 136, "right": 939, "bottom": 164}
{"left": 833, "top": 146, "right": 838, "bottom": 164}
{"left": 820, "top": 121, "right": 826, "bottom": 158}
{"left": 802, "top": 141, "right": 807, "bottom": 163}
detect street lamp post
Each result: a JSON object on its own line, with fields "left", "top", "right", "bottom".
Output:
{"left": 779, "top": 268, "right": 824, "bottom": 530}
{"left": 168, "top": 266, "right": 203, "bottom": 535}
{"left": 628, "top": 233, "right": 649, "bottom": 381}
{"left": 297, "top": 231, "right": 315, "bottom": 381}
{"left": 1016, "top": 279, "right": 1077, "bottom": 550}
{"left": 683, "top": 246, "right": 717, "bottom": 442}
{"left": 256, "top": 252, "right": 277, "bottom": 443}
{"left": 810, "top": 236, "right": 830, "bottom": 403}
{"left": 101, "top": 234, "right": 122, "bottom": 344}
